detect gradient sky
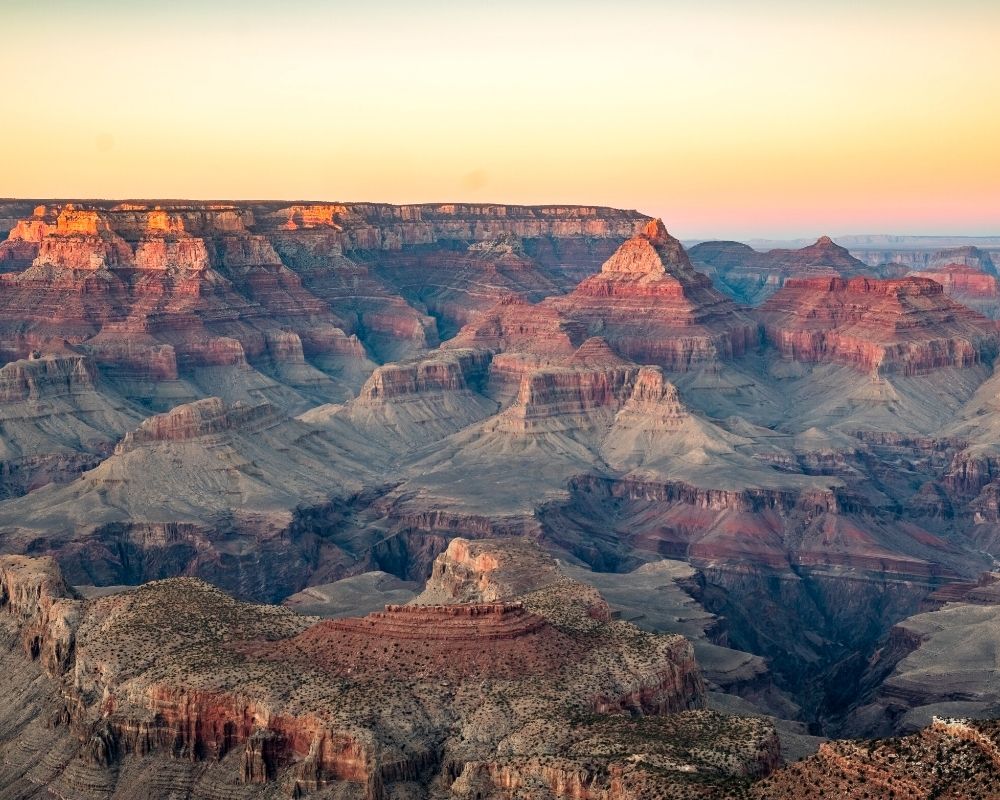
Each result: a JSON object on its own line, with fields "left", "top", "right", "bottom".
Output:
{"left": 3, "top": 0, "right": 999, "bottom": 238}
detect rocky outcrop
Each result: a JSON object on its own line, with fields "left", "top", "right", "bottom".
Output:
{"left": 0, "top": 554, "right": 733, "bottom": 799}
{"left": 312, "top": 348, "right": 498, "bottom": 451}
{"left": 690, "top": 235, "right": 874, "bottom": 304}
{"left": 0, "top": 205, "right": 54, "bottom": 270}
{"left": 0, "top": 354, "right": 142, "bottom": 497}
{"left": 416, "top": 536, "right": 564, "bottom": 604}
{"left": 543, "top": 220, "right": 759, "bottom": 370}
{"left": 0, "top": 555, "right": 79, "bottom": 675}
{"left": 0, "top": 398, "right": 377, "bottom": 600}
{"left": 752, "top": 718, "right": 1000, "bottom": 798}
{"left": 496, "top": 347, "right": 636, "bottom": 434}
{"left": 358, "top": 349, "right": 490, "bottom": 401}
{"left": 757, "top": 276, "right": 1000, "bottom": 374}
{"left": 113, "top": 396, "right": 279, "bottom": 449}
{"left": 911, "top": 263, "right": 1000, "bottom": 318}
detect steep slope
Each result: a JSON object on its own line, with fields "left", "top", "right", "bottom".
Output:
{"left": 0, "top": 398, "right": 378, "bottom": 599}
{"left": 306, "top": 348, "right": 498, "bottom": 452}
{"left": 844, "top": 587, "right": 1000, "bottom": 737}
{"left": 0, "top": 354, "right": 142, "bottom": 497}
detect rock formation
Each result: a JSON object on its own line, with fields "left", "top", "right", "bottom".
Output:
{"left": 842, "top": 585, "right": 1000, "bottom": 737}
{"left": 0, "top": 353, "right": 142, "bottom": 497}
{"left": 310, "top": 348, "right": 498, "bottom": 450}
{"left": 690, "top": 235, "right": 874, "bottom": 304}
{"left": 0, "top": 201, "right": 647, "bottom": 416}
{"left": 911, "top": 262, "right": 1000, "bottom": 318}
{"left": 757, "top": 276, "right": 999, "bottom": 375}
{"left": 753, "top": 717, "right": 1000, "bottom": 798}
{"left": 0, "top": 552, "right": 783, "bottom": 800}
{"left": 3, "top": 199, "right": 1000, "bottom": 796}
{"left": 543, "top": 220, "right": 759, "bottom": 370}
{"left": 0, "top": 397, "right": 378, "bottom": 599}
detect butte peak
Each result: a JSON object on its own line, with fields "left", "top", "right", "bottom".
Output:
{"left": 600, "top": 217, "right": 692, "bottom": 277}
{"left": 641, "top": 217, "right": 671, "bottom": 245}
{"left": 796, "top": 235, "right": 858, "bottom": 264}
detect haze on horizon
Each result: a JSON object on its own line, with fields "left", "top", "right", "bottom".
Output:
{"left": 3, "top": 0, "right": 999, "bottom": 240}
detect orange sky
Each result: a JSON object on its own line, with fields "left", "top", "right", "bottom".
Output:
{"left": 2, "top": 0, "right": 999, "bottom": 238}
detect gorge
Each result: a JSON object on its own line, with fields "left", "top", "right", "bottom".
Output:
{"left": 0, "top": 200, "right": 998, "bottom": 798}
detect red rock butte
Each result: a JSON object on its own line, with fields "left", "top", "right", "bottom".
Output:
{"left": 913, "top": 262, "right": 1000, "bottom": 299}
{"left": 757, "top": 275, "right": 1000, "bottom": 374}
{"left": 540, "top": 218, "right": 759, "bottom": 369}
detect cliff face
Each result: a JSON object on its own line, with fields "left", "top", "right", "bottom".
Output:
{"left": 840, "top": 589, "right": 1000, "bottom": 739}
{"left": 757, "top": 276, "right": 999, "bottom": 375}
{"left": 0, "top": 204, "right": 373, "bottom": 412}
{"left": 0, "top": 554, "right": 754, "bottom": 800}
{"left": 911, "top": 263, "right": 1000, "bottom": 319}
{"left": 0, "top": 201, "right": 645, "bottom": 413}
{"left": 0, "top": 354, "right": 142, "bottom": 498}
{"left": 0, "top": 555, "right": 79, "bottom": 675}
{"left": 0, "top": 396, "right": 382, "bottom": 601}
{"left": 264, "top": 202, "right": 647, "bottom": 250}
{"left": 543, "top": 220, "right": 759, "bottom": 370}
{"left": 853, "top": 243, "right": 998, "bottom": 274}
{"left": 415, "top": 536, "right": 565, "bottom": 604}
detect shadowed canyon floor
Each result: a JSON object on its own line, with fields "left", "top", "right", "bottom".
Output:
{"left": 0, "top": 201, "right": 999, "bottom": 797}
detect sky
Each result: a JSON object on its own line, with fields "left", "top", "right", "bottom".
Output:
{"left": 2, "top": 0, "right": 999, "bottom": 239}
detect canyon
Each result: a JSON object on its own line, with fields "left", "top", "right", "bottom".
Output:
{"left": 0, "top": 200, "right": 998, "bottom": 797}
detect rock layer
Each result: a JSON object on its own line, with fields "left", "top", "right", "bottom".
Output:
{"left": 0, "top": 553, "right": 757, "bottom": 800}
{"left": 757, "top": 276, "right": 999, "bottom": 374}
{"left": 544, "top": 220, "right": 758, "bottom": 370}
